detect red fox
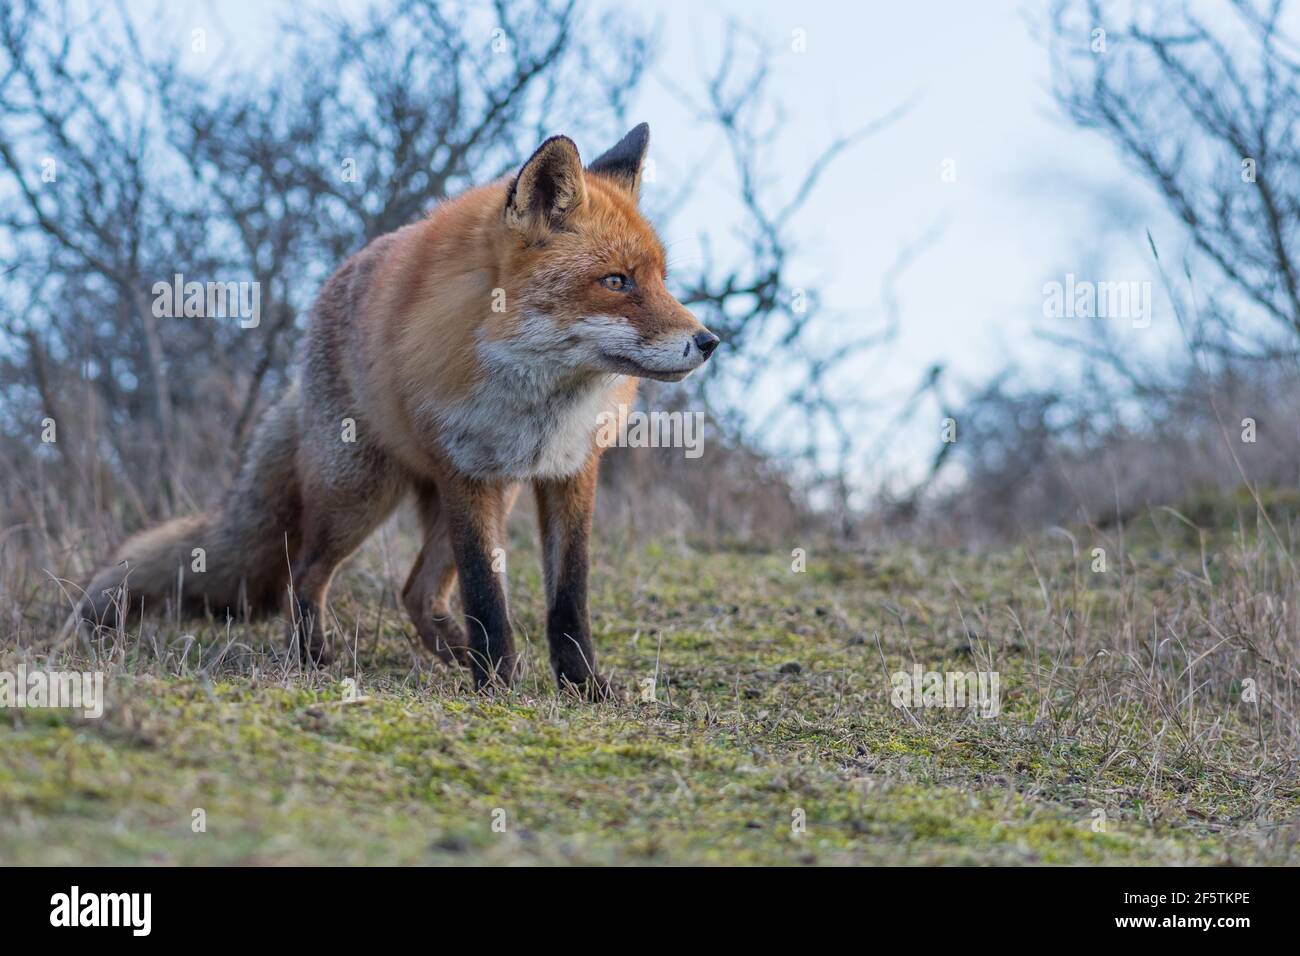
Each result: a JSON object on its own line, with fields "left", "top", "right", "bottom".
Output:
{"left": 81, "top": 124, "right": 719, "bottom": 695}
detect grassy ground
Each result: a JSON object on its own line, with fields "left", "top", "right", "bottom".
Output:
{"left": 3, "top": 497, "right": 1299, "bottom": 865}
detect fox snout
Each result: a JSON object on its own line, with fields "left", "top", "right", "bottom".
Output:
{"left": 621, "top": 315, "right": 720, "bottom": 382}
{"left": 647, "top": 302, "right": 720, "bottom": 375}
{"left": 693, "top": 330, "right": 720, "bottom": 358}
{"left": 568, "top": 309, "right": 720, "bottom": 382}
{"left": 673, "top": 324, "right": 720, "bottom": 368}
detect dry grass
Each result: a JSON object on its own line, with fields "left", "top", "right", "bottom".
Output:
{"left": 2, "top": 481, "right": 1298, "bottom": 864}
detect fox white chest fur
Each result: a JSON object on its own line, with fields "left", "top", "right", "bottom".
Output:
{"left": 430, "top": 327, "right": 623, "bottom": 479}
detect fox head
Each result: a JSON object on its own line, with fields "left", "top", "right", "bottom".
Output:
{"left": 495, "top": 124, "right": 719, "bottom": 382}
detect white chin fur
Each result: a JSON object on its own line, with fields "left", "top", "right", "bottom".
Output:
{"left": 439, "top": 311, "right": 702, "bottom": 478}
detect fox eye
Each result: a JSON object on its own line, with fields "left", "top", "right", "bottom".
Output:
{"left": 599, "top": 273, "right": 629, "bottom": 292}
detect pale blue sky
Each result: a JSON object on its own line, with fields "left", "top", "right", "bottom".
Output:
{"left": 146, "top": 0, "right": 1184, "bottom": 486}
{"left": 640, "top": 0, "right": 1180, "bottom": 487}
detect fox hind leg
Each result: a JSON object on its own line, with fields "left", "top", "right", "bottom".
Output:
{"left": 438, "top": 475, "right": 522, "bottom": 690}
{"left": 405, "top": 481, "right": 520, "bottom": 672}
{"left": 290, "top": 474, "right": 403, "bottom": 666}
{"left": 403, "top": 484, "right": 468, "bottom": 666}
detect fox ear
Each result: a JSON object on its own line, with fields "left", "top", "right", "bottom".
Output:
{"left": 587, "top": 122, "right": 649, "bottom": 197}
{"left": 505, "top": 135, "right": 585, "bottom": 233}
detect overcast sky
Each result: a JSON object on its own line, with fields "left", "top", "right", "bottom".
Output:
{"left": 640, "top": 0, "right": 1186, "bottom": 486}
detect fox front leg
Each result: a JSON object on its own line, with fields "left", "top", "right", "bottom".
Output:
{"left": 442, "top": 475, "right": 519, "bottom": 690}
{"left": 533, "top": 460, "right": 612, "bottom": 700}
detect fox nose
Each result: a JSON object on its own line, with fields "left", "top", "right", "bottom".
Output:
{"left": 693, "top": 330, "right": 720, "bottom": 358}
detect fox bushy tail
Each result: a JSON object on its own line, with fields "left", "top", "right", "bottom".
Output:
{"left": 81, "top": 383, "right": 304, "bottom": 627}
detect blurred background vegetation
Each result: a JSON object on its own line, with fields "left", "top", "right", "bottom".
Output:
{"left": 2, "top": 0, "right": 1300, "bottom": 558}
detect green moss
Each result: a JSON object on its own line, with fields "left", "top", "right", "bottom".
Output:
{"left": 2, "top": 508, "right": 1296, "bottom": 864}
